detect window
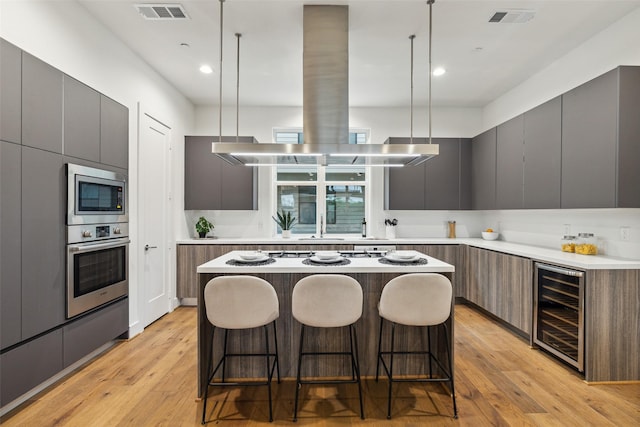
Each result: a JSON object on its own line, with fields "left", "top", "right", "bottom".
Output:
{"left": 274, "top": 130, "right": 368, "bottom": 236}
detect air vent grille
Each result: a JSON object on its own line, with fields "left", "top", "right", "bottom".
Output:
{"left": 489, "top": 9, "right": 535, "bottom": 24}
{"left": 135, "top": 4, "right": 189, "bottom": 20}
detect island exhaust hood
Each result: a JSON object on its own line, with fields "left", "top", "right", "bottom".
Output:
{"left": 212, "top": 5, "right": 438, "bottom": 167}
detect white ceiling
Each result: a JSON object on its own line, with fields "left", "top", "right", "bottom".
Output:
{"left": 78, "top": 0, "right": 640, "bottom": 108}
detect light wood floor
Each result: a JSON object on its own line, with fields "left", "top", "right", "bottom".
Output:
{"left": 2, "top": 304, "right": 639, "bottom": 426}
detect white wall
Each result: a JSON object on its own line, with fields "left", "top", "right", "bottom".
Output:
{"left": 1, "top": 0, "right": 196, "bottom": 336}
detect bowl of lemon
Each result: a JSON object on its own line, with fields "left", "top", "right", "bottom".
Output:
{"left": 481, "top": 228, "right": 499, "bottom": 240}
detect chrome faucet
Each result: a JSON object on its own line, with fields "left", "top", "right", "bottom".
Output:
{"left": 320, "top": 215, "right": 324, "bottom": 238}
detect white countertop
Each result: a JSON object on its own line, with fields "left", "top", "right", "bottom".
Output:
{"left": 180, "top": 237, "right": 640, "bottom": 270}
{"left": 196, "top": 250, "right": 455, "bottom": 274}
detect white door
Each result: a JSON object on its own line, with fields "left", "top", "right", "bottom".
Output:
{"left": 139, "top": 110, "right": 171, "bottom": 327}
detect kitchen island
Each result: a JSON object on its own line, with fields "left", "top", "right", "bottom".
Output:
{"left": 196, "top": 250, "right": 455, "bottom": 397}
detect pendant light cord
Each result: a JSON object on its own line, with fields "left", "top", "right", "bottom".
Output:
{"left": 236, "top": 33, "right": 241, "bottom": 143}
{"left": 218, "top": 0, "right": 225, "bottom": 143}
{"left": 409, "top": 34, "right": 415, "bottom": 144}
{"left": 428, "top": 0, "right": 434, "bottom": 144}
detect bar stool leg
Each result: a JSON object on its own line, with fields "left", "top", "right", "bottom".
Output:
{"left": 293, "top": 324, "right": 306, "bottom": 422}
{"left": 262, "top": 325, "right": 273, "bottom": 422}
{"left": 350, "top": 325, "right": 365, "bottom": 419}
{"left": 443, "top": 323, "right": 458, "bottom": 419}
{"left": 202, "top": 327, "right": 216, "bottom": 425}
{"left": 375, "top": 316, "right": 384, "bottom": 381}
{"left": 273, "top": 321, "right": 281, "bottom": 383}
{"left": 427, "top": 326, "right": 433, "bottom": 378}
{"left": 221, "top": 329, "right": 229, "bottom": 383}
{"left": 387, "top": 322, "right": 396, "bottom": 419}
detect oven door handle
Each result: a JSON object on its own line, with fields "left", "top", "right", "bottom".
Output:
{"left": 69, "top": 239, "right": 130, "bottom": 253}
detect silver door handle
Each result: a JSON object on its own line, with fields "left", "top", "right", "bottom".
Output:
{"left": 145, "top": 244, "right": 158, "bottom": 251}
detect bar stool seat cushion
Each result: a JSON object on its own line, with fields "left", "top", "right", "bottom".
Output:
{"left": 378, "top": 273, "right": 452, "bottom": 326}
{"left": 204, "top": 276, "right": 279, "bottom": 330}
{"left": 292, "top": 274, "right": 363, "bottom": 327}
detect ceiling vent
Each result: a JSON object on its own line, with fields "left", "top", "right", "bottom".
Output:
{"left": 489, "top": 9, "right": 535, "bottom": 24}
{"left": 134, "top": 4, "right": 189, "bottom": 20}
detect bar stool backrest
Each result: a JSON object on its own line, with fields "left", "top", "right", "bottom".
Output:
{"left": 379, "top": 273, "right": 452, "bottom": 326}
{"left": 204, "top": 276, "right": 279, "bottom": 329}
{"left": 292, "top": 274, "right": 363, "bottom": 327}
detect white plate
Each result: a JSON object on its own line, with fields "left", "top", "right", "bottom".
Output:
{"left": 315, "top": 251, "right": 341, "bottom": 260}
{"left": 237, "top": 251, "right": 265, "bottom": 260}
{"left": 389, "top": 250, "right": 416, "bottom": 259}
{"left": 309, "top": 255, "right": 343, "bottom": 264}
{"left": 233, "top": 254, "right": 270, "bottom": 263}
{"left": 383, "top": 253, "right": 420, "bottom": 263}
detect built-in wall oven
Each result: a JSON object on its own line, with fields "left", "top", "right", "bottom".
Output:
{"left": 533, "top": 263, "right": 585, "bottom": 372}
{"left": 66, "top": 163, "right": 129, "bottom": 318}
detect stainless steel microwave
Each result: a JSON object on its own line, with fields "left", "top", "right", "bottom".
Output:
{"left": 66, "top": 163, "right": 128, "bottom": 225}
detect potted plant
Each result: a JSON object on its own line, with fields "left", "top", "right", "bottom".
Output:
{"left": 195, "top": 216, "right": 214, "bottom": 238}
{"left": 272, "top": 210, "right": 296, "bottom": 238}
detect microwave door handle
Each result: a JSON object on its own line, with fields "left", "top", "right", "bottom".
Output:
{"left": 69, "top": 239, "right": 130, "bottom": 253}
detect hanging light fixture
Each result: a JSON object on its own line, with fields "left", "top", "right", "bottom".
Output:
{"left": 383, "top": 0, "right": 438, "bottom": 154}
{"left": 212, "top": 4, "right": 438, "bottom": 167}
{"left": 211, "top": 0, "right": 258, "bottom": 153}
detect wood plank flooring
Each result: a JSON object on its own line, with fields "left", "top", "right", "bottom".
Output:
{"left": 2, "top": 304, "right": 639, "bottom": 426}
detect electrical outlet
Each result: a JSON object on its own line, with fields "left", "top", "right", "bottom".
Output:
{"left": 563, "top": 224, "right": 571, "bottom": 235}
{"left": 620, "top": 226, "right": 630, "bottom": 241}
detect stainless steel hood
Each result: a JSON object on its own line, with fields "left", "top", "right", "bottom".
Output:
{"left": 213, "top": 5, "right": 438, "bottom": 167}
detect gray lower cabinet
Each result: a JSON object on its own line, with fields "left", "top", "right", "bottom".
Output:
{"left": 184, "top": 136, "right": 257, "bottom": 210}
{"left": 1, "top": 39, "right": 22, "bottom": 144}
{"left": 0, "top": 329, "right": 63, "bottom": 407}
{"left": 562, "top": 66, "right": 640, "bottom": 208}
{"left": 523, "top": 96, "right": 562, "bottom": 209}
{"left": 1, "top": 141, "right": 22, "bottom": 349}
{"left": 471, "top": 128, "right": 496, "bottom": 210}
{"left": 21, "top": 52, "right": 63, "bottom": 154}
{"left": 63, "top": 298, "right": 128, "bottom": 367}
{"left": 100, "top": 95, "right": 129, "bottom": 169}
{"left": 385, "top": 137, "right": 471, "bottom": 210}
{"left": 64, "top": 76, "right": 101, "bottom": 162}
{"left": 496, "top": 115, "right": 524, "bottom": 209}
{"left": 466, "top": 246, "right": 532, "bottom": 335}
{"left": 21, "top": 147, "right": 65, "bottom": 340}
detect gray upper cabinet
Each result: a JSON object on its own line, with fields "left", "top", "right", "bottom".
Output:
{"left": 22, "top": 52, "right": 63, "bottom": 153}
{"left": 100, "top": 95, "right": 129, "bottom": 169}
{"left": 471, "top": 128, "right": 496, "bottom": 210}
{"left": 496, "top": 115, "right": 524, "bottom": 209}
{"left": 1, "top": 39, "right": 22, "bottom": 144}
{"left": 523, "top": 97, "right": 562, "bottom": 209}
{"left": 64, "top": 76, "right": 101, "bottom": 162}
{"left": 615, "top": 67, "right": 640, "bottom": 208}
{"left": 385, "top": 137, "right": 470, "bottom": 210}
{"left": 385, "top": 138, "right": 425, "bottom": 210}
{"left": 184, "top": 136, "right": 257, "bottom": 210}
{"left": 562, "top": 66, "right": 640, "bottom": 208}
{"left": 21, "top": 147, "right": 65, "bottom": 339}
{"left": 1, "top": 141, "right": 22, "bottom": 349}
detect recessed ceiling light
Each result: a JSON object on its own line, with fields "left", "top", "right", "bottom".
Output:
{"left": 433, "top": 67, "right": 446, "bottom": 76}
{"left": 199, "top": 65, "right": 213, "bottom": 74}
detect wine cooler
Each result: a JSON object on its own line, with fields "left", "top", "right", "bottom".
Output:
{"left": 533, "top": 263, "right": 585, "bottom": 372}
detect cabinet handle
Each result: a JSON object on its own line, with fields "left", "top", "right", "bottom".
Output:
{"left": 145, "top": 244, "right": 158, "bottom": 251}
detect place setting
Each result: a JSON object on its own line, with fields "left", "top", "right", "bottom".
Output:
{"left": 303, "top": 251, "right": 351, "bottom": 266}
{"left": 226, "top": 251, "right": 276, "bottom": 266}
{"left": 378, "top": 250, "right": 429, "bottom": 266}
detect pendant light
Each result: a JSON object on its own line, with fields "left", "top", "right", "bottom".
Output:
{"left": 212, "top": 0, "right": 258, "bottom": 162}
{"left": 382, "top": 0, "right": 438, "bottom": 157}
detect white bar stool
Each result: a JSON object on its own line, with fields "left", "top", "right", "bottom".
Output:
{"left": 201, "top": 276, "right": 280, "bottom": 424}
{"left": 291, "top": 274, "right": 365, "bottom": 421}
{"left": 376, "top": 273, "right": 458, "bottom": 419}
